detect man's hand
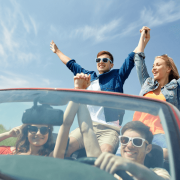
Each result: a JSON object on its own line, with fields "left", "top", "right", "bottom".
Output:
{"left": 74, "top": 73, "right": 91, "bottom": 89}
{"left": 94, "top": 152, "right": 130, "bottom": 174}
{"left": 140, "top": 26, "right": 150, "bottom": 40}
{"left": 50, "top": 40, "right": 59, "bottom": 53}
{"left": 8, "top": 125, "right": 23, "bottom": 137}
{"left": 50, "top": 40, "right": 71, "bottom": 65}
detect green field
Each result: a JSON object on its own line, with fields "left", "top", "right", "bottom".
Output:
{"left": 0, "top": 124, "right": 17, "bottom": 146}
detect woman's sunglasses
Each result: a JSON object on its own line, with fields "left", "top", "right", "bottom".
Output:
{"left": 95, "top": 58, "right": 112, "bottom": 63}
{"left": 119, "top": 136, "right": 149, "bottom": 147}
{"left": 28, "top": 126, "right": 50, "bottom": 135}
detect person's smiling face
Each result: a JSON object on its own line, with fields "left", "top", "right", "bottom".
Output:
{"left": 120, "top": 129, "right": 151, "bottom": 164}
{"left": 28, "top": 124, "right": 49, "bottom": 147}
{"left": 96, "top": 54, "right": 114, "bottom": 74}
{"left": 152, "top": 58, "right": 171, "bottom": 81}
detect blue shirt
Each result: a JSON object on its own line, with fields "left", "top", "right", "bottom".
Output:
{"left": 134, "top": 52, "right": 180, "bottom": 110}
{"left": 66, "top": 52, "right": 135, "bottom": 93}
{"left": 66, "top": 52, "right": 135, "bottom": 124}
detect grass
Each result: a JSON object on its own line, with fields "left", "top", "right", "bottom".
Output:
{"left": 0, "top": 124, "right": 17, "bottom": 146}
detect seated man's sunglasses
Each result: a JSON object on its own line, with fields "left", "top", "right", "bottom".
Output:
{"left": 28, "top": 125, "right": 50, "bottom": 135}
{"left": 95, "top": 58, "right": 112, "bottom": 63}
{"left": 119, "top": 136, "right": 149, "bottom": 147}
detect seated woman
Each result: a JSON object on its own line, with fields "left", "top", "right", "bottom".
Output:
{"left": 0, "top": 124, "right": 54, "bottom": 156}
{"left": 133, "top": 26, "right": 180, "bottom": 160}
{"left": 0, "top": 74, "right": 101, "bottom": 158}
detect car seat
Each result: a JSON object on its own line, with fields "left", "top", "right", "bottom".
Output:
{"left": 144, "top": 144, "right": 163, "bottom": 168}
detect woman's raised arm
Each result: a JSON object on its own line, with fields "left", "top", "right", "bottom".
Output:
{"left": 0, "top": 126, "right": 22, "bottom": 143}
{"left": 52, "top": 101, "right": 79, "bottom": 158}
{"left": 134, "top": 26, "right": 150, "bottom": 53}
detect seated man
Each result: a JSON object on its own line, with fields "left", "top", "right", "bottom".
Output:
{"left": 95, "top": 121, "right": 170, "bottom": 180}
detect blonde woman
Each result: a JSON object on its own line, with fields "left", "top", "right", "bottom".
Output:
{"left": 133, "top": 26, "right": 180, "bottom": 160}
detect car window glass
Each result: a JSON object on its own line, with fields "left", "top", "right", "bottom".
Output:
{"left": 0, "top": 90, "right": 175, "bottom": 179}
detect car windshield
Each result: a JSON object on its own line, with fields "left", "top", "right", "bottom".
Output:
{"left": 0, "top": 89, "right": 178, "bottom": 180}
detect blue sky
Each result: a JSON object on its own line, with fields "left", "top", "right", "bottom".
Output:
{"left": 0, "top": 0, "right": 180, "bottom": 97}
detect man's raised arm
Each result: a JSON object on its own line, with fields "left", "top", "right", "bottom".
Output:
{"left": 50, "top": 40, "right": 71, "bottom": 65}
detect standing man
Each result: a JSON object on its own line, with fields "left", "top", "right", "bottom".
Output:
{"left": 50, "top": 41, "right": 135, "bottom": 156}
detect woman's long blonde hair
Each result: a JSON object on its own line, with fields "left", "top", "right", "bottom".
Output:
{"left": 155, "top": 54, "right": 179, "bottom": 82}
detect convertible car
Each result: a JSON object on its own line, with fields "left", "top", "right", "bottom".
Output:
{"left": 0, "top": 88, "right": 179, "bottom": 180}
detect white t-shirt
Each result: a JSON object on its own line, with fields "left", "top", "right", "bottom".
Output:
{"left": 87, "top": 79, "right": 120, "bottom": 127}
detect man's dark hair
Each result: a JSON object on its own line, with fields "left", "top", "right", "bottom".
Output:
{"left": 121, "top": 121, "right": 153, "bottom": 144}
{"left": 97, "top": 51, "right": 114, "bottom": 63}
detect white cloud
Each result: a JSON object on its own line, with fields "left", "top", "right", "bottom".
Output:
{"left": 21, "top": 15, "right": 31, "bottom": 33}
{"left": 0, "top": 1, "right": 39, "bottom": 66}
{"left": 70, "top": 18, "right": 122, "bottom": 43}
{"left": 49, "top": 25, "right": 59, "bottom": 35}
{"left": 141, "top": 1, "right": 180, "bottom": 27}
{"left": 1, "top": 22, "right": 19, "bottom": 52}
{"left": 117, "top": 0, "right": 180, "bottom": 38}
{"left": 42, "top": 79, "right": 50, "bottom": 86}
{"left": 0, "top": 44, "right": 5, "bottom": 56}
{"left": 17, "top": 52, "right": 38, "bottom": 64}
{"left": 0, "top": 71, "right": 61, "bottom": 89}
{"left": 29, "top": 15, "right": 38, "bottom": 35}
{"left": 57, "top": 0, "right": 180, "bottom": 43}
{"left": 0, "top": 75, "right": 29, "bottom": 88}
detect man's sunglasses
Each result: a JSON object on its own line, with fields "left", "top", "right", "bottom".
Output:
{"left": 28, "top": 126, "right": 50, "bottom": 135}
{"left": 119, "top": 136, "right": 149, "bottom": 147}
{"left": 95, "top": 58, "right": 112, "bottom": 63}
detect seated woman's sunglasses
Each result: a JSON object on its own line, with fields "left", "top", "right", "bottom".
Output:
{"left": 28, "top": 126, "right": 50, "bottom": 135}
{"left": 119, "top": 136, "right": 149, "bottom": 147}
{"left": 95, "top": 58, "right": 112, "bottom": 63}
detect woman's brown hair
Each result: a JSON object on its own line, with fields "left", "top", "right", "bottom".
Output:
{"left": 15, "top": 124, "right": 54, "bottom": 156}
